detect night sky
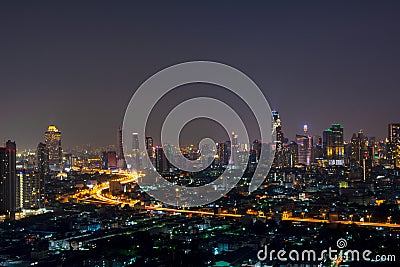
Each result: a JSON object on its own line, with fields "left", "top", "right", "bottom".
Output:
{"left": 1, "top": 1, "right": 400, "bottom": 150}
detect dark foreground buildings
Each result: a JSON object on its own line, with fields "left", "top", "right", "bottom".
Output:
{"left": 0, "top": 140, "right": 17, "bottom": 220}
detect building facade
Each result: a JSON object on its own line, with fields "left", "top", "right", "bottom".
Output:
{"left": 45, "top": 125, "right": 62, "bottom": 172}
{"left": 0, "top": 141, "right": 17, "bottom": 220}
{"left": 323, "top": 124, "right": 344, "bottom": 166}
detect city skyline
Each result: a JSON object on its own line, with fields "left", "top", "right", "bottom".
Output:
{"left": 5, "top": 118, "right": 399, "bottom": 152}
{"left": 1, "top": 2, "right": 400, "bottom": 266}
{"left": 2, "top": 1, "right": 400, "bottom": 149}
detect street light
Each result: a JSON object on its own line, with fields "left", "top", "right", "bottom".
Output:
{"left": 301, "top": 212, "right": 305, "bottom": 219}
{"left": 349, "top": 214, "right": 353, "bottom": 222}
{"left": 322, "top": 213, "right": 326, "bottom": 220}
{"left": 388, "top": 216, "right": 392, "bottom": 224}
{"left": 366, "top": 215, "right": 371, "bottom": 223}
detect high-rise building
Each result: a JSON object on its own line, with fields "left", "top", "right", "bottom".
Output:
{"left": 388, "top": 123, "right": 400, "bottom": 168}
{"left": 283, "top": 141, "right": 298, "bottom": 168}
{"left": 101, "top": 151, "right": 108, "bottom": 169}
{"left": 296, "top": 134, "right": 312, "bottom": 166}
{"left": 145, "top": 136, "right": 154, "bottom": 168}
{"left": 107, "top": 151, "right": 117, "bottom": 170}
{"left": 131, "top": 133, "right": 141, "bottom": 170}
{"left": 155, "top": 147, "right": 169, "bottom": 173}
{"left": 272, "top": 111, "right": 283, "bottom": 151}
{"left": 389, "top": 123, "right": 400, "bottom": 143}
{"left": 215, "top": 142, "right": 229, "bottom": 167}
{"left": 350, "top": 130, "right": 368, "bottom": 167}
{"left": 231, "top": 131, "right": 239, "bottom": 165}
{"left": 36, "top": 142, "right": 48, "bottom": 206}
{"left": 323, "top": 124, "right": 344, "bottom": 166}
{"left": 272, "top": 110, "right": 286, "bottom": 167}
{"left": 0, "top": 140, "right": 17, "bottom": 220}
{"left": 18, "top": 169, "right": 40, "bottom": 210}
{"left": 251, "top": 139, "right": 262, "bottom": 163}
{"left": 117, "top": 127, "right": 127, "bottom": 170}
{"left": 311, "top": 135, "right": 323, "bottom": 164}
{"left": 45, "top": 125, "right": 62, "bottom": 172}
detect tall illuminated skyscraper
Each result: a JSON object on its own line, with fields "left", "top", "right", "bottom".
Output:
{"left": 0, "top": 140, "right": 17, "bottom": 220}
{"left": 350, "top": 130, "right": 368, "bottom": 167}
{"left": 296, "top": 134, "right": 312, "bottom": 166}
{"left": 36, "top": 142, "right": 49, "bottom": 206}
{"left": 231, "top": 131, "right": 239, "bottom": 165}
{"left": 323, "top": 124, "right": 344, "bottom": 165}
{"left": 272, "top": 110, "right": 286, "bottom": 167}
{"left": 45, "top": 125, "right": 62, "bottom": 172}
{"left": 388, "top": 123, "right": 400, "bottom": 168}
{"left": 117, "top": 127, "right": 127, "bottom": 170}
{"left": 19, "top": 169, "right": 40, "bottom": 209}
{"left": 272, "top": 111, "right": 283, "bottom": 152}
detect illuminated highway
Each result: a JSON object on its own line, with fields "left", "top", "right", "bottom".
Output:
{"left": 145, "top": 206, "right": 242, "bottom": 218}
{"left": 70, "top": 171, "right": 400, "bottom": 228}
{"left": 71, "top": 170, "right": 141, "bottom": 207}
{"left": 282, "top": 216, "right": 400, "bottom": 228}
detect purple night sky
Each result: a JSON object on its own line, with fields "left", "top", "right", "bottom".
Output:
{"left": 1, "top": 1, "right": 400, "bottom": 149}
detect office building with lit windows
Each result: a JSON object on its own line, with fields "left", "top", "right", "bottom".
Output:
{"left": 323, "top": 124, "right": 344, "bottom": 165}
{"left": 388, "top": 123, "right": 400, "bottom": 168}
{"left": 45, "top": 125, "right": 62, "bottom": 172}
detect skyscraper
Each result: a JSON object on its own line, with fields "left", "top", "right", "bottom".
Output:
{"left": 272, "top": 111, "right": 283, "bottom": 149}
{"left": 388, "top": 123, "right": 400, "bottom": 168}
{"left": 155, "top": 147, "right": 169, "bottom": 173}
{"left": 107, "top": 151, "right": 117, "bottom": 170}
{"left": 45, "top": 125, "right": 62, "bottom": 172}
{"left": 19, "top": 169, "right": 40, "bottom": 210}
{"left": 389, "top": 123, "right": 400, "bottom": 143}
{"left": 101, "top": 151, "right": 108, "bottom": 169}
{"left": 251, "top": 139, "right": 262, "bottom": 163}
{"left": 215, "top": 142, "right": 229, "bottom": 167}
{"left": 145, "top": 136, "right": 154, "bottom": 168}
{"left": 0, "top": 140, "right": 17, "bottom": 220}
{"left": 117, "top": 127, "right": 127, "bottom": 170}
{"left": 350, "top": 130, "right": 368, "bottom": 167}
{"left": 36, "top": 142, "right": 49, "bottom": 206}
{"left": 272, "top": 110, "right": 286, "bottom": 167}
{"left": 131, "top": 133, "right": 141, "bottom": 170}
{"left": 231, "top": 131, "right": 239, "bottom": 165}
{"left": 283, "top": 141, "right": 298, "bottom": 168}
{"left": 311, "top": 135, "right": 323, "bottom": 164}
{"left": 323, "top": 124, "right": 344, "bottom": 166}
{"left": 296, "top": 134, "right": 312, "bottom": 166}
